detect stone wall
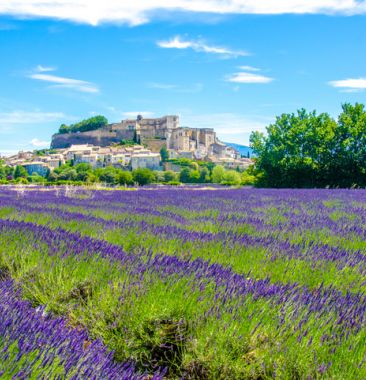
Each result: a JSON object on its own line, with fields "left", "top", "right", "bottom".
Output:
{"left": 51, "top": 127, "right": 135, "bottom": 149}
{"left": 141, "top": 138, "right": 167, "bottom": 153}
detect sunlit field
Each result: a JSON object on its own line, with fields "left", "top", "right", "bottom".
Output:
{"left": 0, "top": 186, "right": 365, "bottom": 379}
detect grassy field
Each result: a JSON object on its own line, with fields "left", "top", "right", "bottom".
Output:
{"left": 0, "top": 186, "right": 365, "bottom": 379}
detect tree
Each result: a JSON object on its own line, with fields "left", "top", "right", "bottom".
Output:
{"left": 211, "top": 165, "right": 225, "bottom": 183}
{"left": 221, "top": 170, "right": 241, "bottom": 186}
{"left": 199, "top": 167, "right": 210, "bottom": 183}
{"left": 160, "top": 146, "right": 169, "bottom": 162}
{"left": 117, "top": 171, "right": 133, "bottom": 185}
{"left": 189, "top": 170, "right": 200, "bottom": 183}
{"left": 59, "top": 124, "right": 69, "bottom": 134}
{"left": 29, "top": 173, "right": 46, "bottom": 183}
{"left": 132, "top": 168, "right": 155, "bottom": 186}
{"left": 163, "top": 171, "right": 176, "bottom": 182}
{"left": 327, "top": 103, "right": 366, "bottom": 187}
{"left": 58, "top": 116, "right": 108, "bottom": 134}
{"left": 179, "top": 167, "right": 191, "bottom": 183}
{"left": 250, "top": 109, "right": 337, "bottom": 187}
{"left": 98, "top": 167, "right": 118, "bottom": 184}
{"left": 47, "top": 171, "right": 59, "bottom": 182}
{"left": 14, "top": 165, "right": 28, "bottom": 179}
{"left": 58, "top": 168, "right": 77, "bottom": 181}
{"left": 241, "top": 170, "right": 256, "bottom": 186}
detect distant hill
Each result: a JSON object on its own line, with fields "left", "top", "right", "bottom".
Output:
{"left": 224, "top": 142, "right": 254, "bottom": 158}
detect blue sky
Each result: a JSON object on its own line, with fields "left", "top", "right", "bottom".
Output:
{"left": 1, "top": 1, "right": 366, "bottom": 155}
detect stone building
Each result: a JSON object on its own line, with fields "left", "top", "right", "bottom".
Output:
{"left": 50, "top": 114, "right": 233, "bottom": 161}
{"left": 169, "top": 127, "right": 217, "bottom": 155}
{"left": 51, "top": 115, "right": 180, "bottom": 149}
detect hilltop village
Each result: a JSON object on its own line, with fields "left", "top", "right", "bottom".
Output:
{"left": 4, "top": 115, "right": 252, "bottom": 177}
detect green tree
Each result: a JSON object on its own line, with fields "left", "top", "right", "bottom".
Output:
{"left": 14, "top": 165, "right": 28, "bottom": 179}
{"left": 47, "top": 171, "right": 59, "bottom": 182}
{"left": 0, "top": 163, "right": 5, "bottom": 180}
{"left": 221, "top": 170, "right": 241, "bottom": 186}
{"left": 241, "top": 168, "right": 256, "bottom": 186}
{"left": 132, "top": 168, "right": 155, "bottom": 186}
{"left": 98, "top": 167, "right": 118, "bottom": 184}
{"left": 58, "top": 116, "right": 108, "bottom": 134}
{"left": 250, "top": 109, "right": 337, "bottom": 187}
{"left": 58, "top": 168, "right": 77, "bottom": 181}
{"left": 179, "top": 167, "right": 191, "bottom": 183}
{"left": 117, "top": 171, "right": 133, "bottom": 185}
{"left": 189, "top": 170, "right": 200, "bottom": 183}
{"left": 328, "top": 103, "right": 366, "bottom": 187}
{"left": 163, "top": 171, "right": 176, "bottom": 182}
{"left": 199, "top": 167, "right": 210, "bottom": 183}
{"left": 58, "top": 124, "right": 69, "bottom": 134}
{"left": 211, "top": 165, "right": 225, "bottom": 183}
{"left": 160, "top": 146, "right": 169, "bottom": 162}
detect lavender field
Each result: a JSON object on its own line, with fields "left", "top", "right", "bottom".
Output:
{"left": 0, "top": 186, "right": 365, "bottom": 379}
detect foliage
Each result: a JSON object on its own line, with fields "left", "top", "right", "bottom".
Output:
{"left": 119, "top": 139, "right": 137, "bottom": 146}
{"left": 132, "top": 168, "right": 155, "bottom": 186}
{"left": 0, "top": 189, "right": 365, "bottom": 379}
{"left": 250, "top": 103, "right": 366, "bottom": 188}
{"left": 211, "top": 165, "right": 225, "bottom": 184}
{"left": 221, "top": 170, "right": 241, "bottom": 186}
{"left": 163, "top": 171, "right": 176, "bottom": 183}
{"left": 14, "top": 165, "right": 28, "bottom": 179}
{"left": 241, "top": 170, "right": 256, "bottom": 186}
{"left": 34, "top": 149, "right": 57, "bottom": 156}
{"left": 58, "top": 116, "right": 108, "bottom": 134}
{"left": 160, "top": 146, "right": 169, "bottom": 162}
{"left": 117, "top": 171, "right": 133, "bottom": 186}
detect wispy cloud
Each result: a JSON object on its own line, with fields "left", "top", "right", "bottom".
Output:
{"left": 148, "top": 83, "right": 177, "bottom": 90}
{"left": 28, "top": 66, "right": 99, "bottom": 93}
{"left": 0, "top": 110, "right": 68, "bottom": 135}
{"left": 0, "top": 110, "right": 66, "bottom": 124}
{"left": 157, "top": 36, "right": 248, "bottom": 58}
{"left": 226, "top": 66, "right": 274, "bottom": 84}
{"left": 329, "top": 77, "right": 366, "bottom": 92}
{"left": 30, "top": 138, "right": 50, "bottom": 147}
{"left": 35, "top": 65, "right": 56, "bottom": 72}
{"left": 148, "top": 82, "right": 203, "bottom": 93}
{"left": 239, "top": 65, "right": 261, "bottom": 72}
{"left": 0, "top": 1, "right": 365, "bottom": 25}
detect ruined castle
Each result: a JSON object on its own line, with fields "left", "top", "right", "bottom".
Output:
{"left": 51, "top": 115, "right": 225, "bottom": 159}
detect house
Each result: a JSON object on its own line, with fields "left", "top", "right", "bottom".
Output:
{"left": 22, "top": 162, "right": 50, "bottom": 177}
{"left": 130, "top": 153, "right": 161, "bottom": 170}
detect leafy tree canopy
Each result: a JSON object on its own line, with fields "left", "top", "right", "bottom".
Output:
{"left": 250, "top": 103, "right": 366, "bottom": 188}
{"left": 58, "top": 116, "right": 108, "bottom": 134}
{"left": 132, "top": 168, "right": 155, "bottom": 186}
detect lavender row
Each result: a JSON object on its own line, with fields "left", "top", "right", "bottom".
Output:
{"left": 0, "top": 279, "right": 164, "bottom": 379}
{"left": 5, "top": 198, "right": 366, "bottom": 275}
{"left": 1, "top": 218, "right": 365, "bottom": 334}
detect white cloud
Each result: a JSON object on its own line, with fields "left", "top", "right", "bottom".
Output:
{"left": 29, "top": 73, "right": 99, "bottom": 93}
{"left": 329, "top": 77, "right": 366, "bottom": 91}
{"left": 226, "top": 67, "right": 274, "bottom": 84}
{"left": 239, "top": 65, "right": 261, "bottom": 71}
{"left": 28, "top": 66, "right": 99, "bottom": 93}
{"left": 148, "top": 82, "right": 177, "bottom": 90}
{"left": 30, "top": 138, "right": 50, "bottom": 147}
{"left": 0, "top": 110, "right": 66, "bottom": 124}
{"left": 0, "top": 1, "right": 365, "bottom": 26}
{"left": 35, "top": 65, "right": 56, "bottom": 72}
{"left": 157, "top": 36, "right": 248, "bottom": 57}
{"left": 148, "top": 82, "right": 203, "bottom": 93}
